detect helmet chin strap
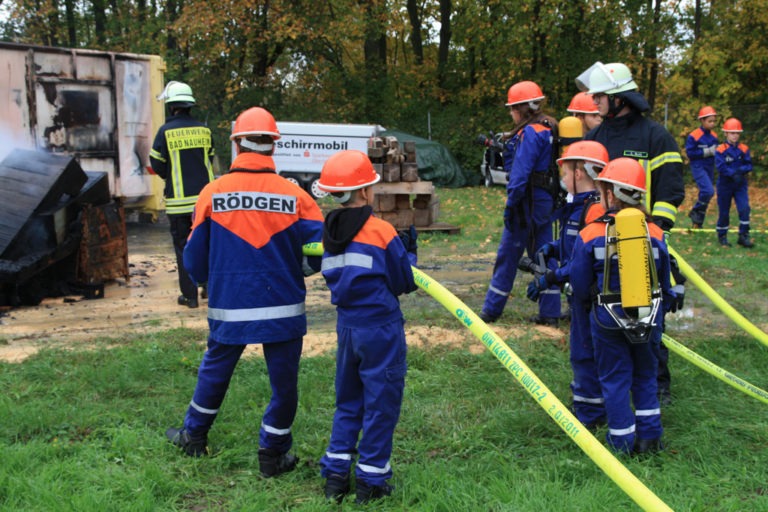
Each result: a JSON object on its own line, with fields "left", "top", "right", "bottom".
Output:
{"left": 605, "top": 94, "right": 627, "bottom": 119}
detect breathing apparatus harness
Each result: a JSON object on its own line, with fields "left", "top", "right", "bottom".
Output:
{"left": 592, "top": 208, "right": 662, "bottom": 344}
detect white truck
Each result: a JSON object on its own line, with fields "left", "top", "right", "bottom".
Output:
{"left": 272, "top": 122, "right": 384, "bottom": 198}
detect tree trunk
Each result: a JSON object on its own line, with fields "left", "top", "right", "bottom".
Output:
{"left": 93, "top": 0, "right": 106, "bottom": 45}
{"left": 437, "top": 0, "right": 451, "bottom": 88}
{"left": 691, "top": 0, "right": 702, "bottom": 98}
{"left": 406, "top": 0, "right": 423, "bottom": 65}
{"left": 64, "top": 0, "right": 76, "bottom": 46}
{"left": 645, "top": 0, "right": 661, "bottom": 110}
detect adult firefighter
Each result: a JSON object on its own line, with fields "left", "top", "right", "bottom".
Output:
{"left": 479, "top": 80, "right": 561, "bottom": 326}
{"left": 685, "top": 106, "right": 719, "bottom": 228}
{"left": 570, "top": 157, "right": 675, "bottom": 455}
{"left": 575, "top": 61, "right": 685, "bottom": 405}
{"left": 165, "top": 107, "right": 324, "bottom": 480}
{"left": 150, "top": 81, "right": 215, "bottom": 308}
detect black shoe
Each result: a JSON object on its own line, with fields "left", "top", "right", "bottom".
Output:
{"left": 165, "top": 427, "right": 208, "bottom": 457}
{"left": 529, "top": 315, "right": 558, "bottom": 327}
{"left": 323, "top": 473, "right": 350, "bottom": 503}
{"left": 479, "top": 311, "right": 499, "bottom": 323}
{"left": 355, "top": 480, "right": 393, "bottom": 505}
{"left": 633, "top": 438, "right": 664, "bottom": 455}
{"left": 737, "top": 235, "right": 754, "bottom": 248}
{"left": 258, "top": 448, "right": 298, "bottom": 477}
{"left": 177, "top": 295, "right": 199, "bottom": 308}
{"left": 718, "top": 236, "right": 731, "bottom": 247}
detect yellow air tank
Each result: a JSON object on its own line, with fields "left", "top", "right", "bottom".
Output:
{"left": 614, "top": 208, "right": 652, "bottom": 308}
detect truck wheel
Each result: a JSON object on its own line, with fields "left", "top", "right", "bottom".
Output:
{"left": 283, "top": 176, "right": 302, "bottom": 188}
{"left": 484, "top": 168, "right": 494, "bottom": 187}
{"left": 309, "top": 178, "right": 329, "bottom": 199}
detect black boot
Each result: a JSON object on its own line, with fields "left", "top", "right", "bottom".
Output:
{"left": 737, "top": 234, "right": 754, "bottom": 248}
{"left": 177, "top": 295, "right": 199, "bottom": 308}
{"left": 355, "top": 480, "right": 393, "bottom": 504}
{"left": 165, "top": 427, "right": 208, "bottom": 457}
{"left": 258, "top": 448, "right": 298, "bottom": 477}
{"left": 323, "top": 473, "right": 351, "bottom": 503}
{"left": 633, "top": 438, "right": 664, "bottom": 456}
{"left": 718, "top": 235, "right": 731, "bottom": 247}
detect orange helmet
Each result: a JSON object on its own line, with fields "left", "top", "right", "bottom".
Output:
{"left": 722, "top": 117, "right": 743, "bottom": 132}
{"left": 697, "top": 106, "right": 717, "bottom": 119}
{"left": 596, "top": 157, "right": 646, "bottom": 205}
{"left": 230, "top": 107, "right": 281, "bottom": 141}
{"left": 567, "top": 92, "right": 599, "bottom": 114}
{"left": 318, "top": 150, "right": 381, "bottom": 192}
{"left": 505, "top": 81, "right": 545, "bottom": 109}
{"left": 557, "top": 140, "right": 609, "bottom": 180}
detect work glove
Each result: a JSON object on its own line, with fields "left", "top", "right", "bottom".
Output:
{"left": 668, "top": 284, "right": 685, "bottom": 313}
{"left": 702, "top": 145, "right": 716, "bottom": 158}
{"left": 398, "top": 225, "right": 418, "bottom": 256}
{"left": 535, "top": 242, "right": 556, "bottom": 262}
{"left": 526, "top": 270, "right": 555, "bottom": 302}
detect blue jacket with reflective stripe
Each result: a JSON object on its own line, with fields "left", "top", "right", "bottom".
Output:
{"left": 184, "top": 153, "right": 323, "bottom": 344}
{"left": 321, "top": 214, "right": 416, "bottom": 328}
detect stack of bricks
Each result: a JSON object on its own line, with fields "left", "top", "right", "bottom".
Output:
{"left": 367, "top": 136, "right": 440, "bottom": 230}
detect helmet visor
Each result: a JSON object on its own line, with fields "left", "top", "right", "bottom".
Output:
{"left": 576, "top": 62, "right": 635, "bottom": 95}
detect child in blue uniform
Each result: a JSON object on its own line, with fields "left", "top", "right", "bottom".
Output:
{"left": 715, "top": 118, "right": 754, "bottom": 248}
{"left": 316, "top": 150, "right": 418, "bottom": 504}
{"left": 527, "top": 140, "right": 608, "bottom": 430}
{"left": 685, "top": 106, "right": 719, "bottom": 228}
{"left": 570, "top": 158, "right": 675, "bottom": 455}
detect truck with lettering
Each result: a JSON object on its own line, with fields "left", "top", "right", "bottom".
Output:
{"left": 272, "top": 122, "right": 384, "bottom": 199}
{"left": 0, "top": 41, "right": 166, "bottom": 220}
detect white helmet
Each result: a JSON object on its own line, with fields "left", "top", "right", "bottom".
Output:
{"left": 575, "top": 62, "right": 638, "bottom": 95}
{"left": 157, "top": 81, "right": 196, "bottom": 107}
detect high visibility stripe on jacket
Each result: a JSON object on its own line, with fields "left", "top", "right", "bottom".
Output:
{"left": 150, "top": 113, "right": 215, "bottom": 215}
{"left": 585, "top": 110, "right": 684, "bottom": 228}
{"left": 183, "top": 152, "right": 324, "bottom": 344}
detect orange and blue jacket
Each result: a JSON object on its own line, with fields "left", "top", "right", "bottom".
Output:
{"left": 184, "top": 152, "right": 323, "bottom": 344}
{"left": 570, "top": 210, "right": 674, "bottom": 327}
{"left": 715, "top": 141, "right": 752, "bottom": 178}
{"left": 321, "top": 206, "right": 416, "bottom": 328}
{"left": 685, "top": 126, "right": 718, "bottom": 173}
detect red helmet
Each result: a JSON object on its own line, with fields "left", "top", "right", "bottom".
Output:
{"left": 697, "top": 106, "right": 717, "bottom": 119}
{"left": 596, "top": 157, "right": 646, "bottom": 205}
{"left": 722, "top": 118, "right": 743, "bottom": 133}
{"left": 318, "top": 150, "right": 381, "bottom": 192}
{"left": 230, "top": 107, "right": 281, "bottom": 141}
{"left": 505, "top": 81, "right": 545, "bottom": 108}
{"left": 557, "top": 140, "right": 609, "bottom": 180}
{"left": 567, "top": 92, "right": 599, "bottom": 114}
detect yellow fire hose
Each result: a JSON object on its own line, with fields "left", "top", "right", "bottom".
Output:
{"left": 670, "top": 228, "right": 768, "bottom": 234}
{"left": 667, "top": 246, "right": 768, "bottom": 347}
{"left": 303, "top": 243, "right": 673, "bottom": 512}
{"left": 662, "top": 334, "right": 768, "bottom": 405}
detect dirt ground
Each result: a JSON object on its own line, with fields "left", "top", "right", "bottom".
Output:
{"left": 0, "top": 216, "right": 535, "bottom": 363}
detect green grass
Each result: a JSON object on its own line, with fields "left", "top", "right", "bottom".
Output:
{"left": 2, "top": 186, "right": 768, "bottom": 511}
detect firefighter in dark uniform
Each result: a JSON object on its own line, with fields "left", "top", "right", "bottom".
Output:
{"left": 575, "top": 62, "right": 685, "bottom": 405}
{"left": 150, "top": 81, "right": 215, "bottom": 308}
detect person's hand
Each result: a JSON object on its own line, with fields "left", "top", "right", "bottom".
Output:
{"left": 525, "top": 271, "right": 554, "bottom": 302}
{"left": 535, "top": 242, "right": 556, "bottom": 262}
{"left": 668, "top": 284, "right": 685, "bottom": 313}
{"left": 702, "top": 145, "right": 716, "bottom": 158}
{"left": 398, "top": 225, "right": 418, "bottom": 256}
